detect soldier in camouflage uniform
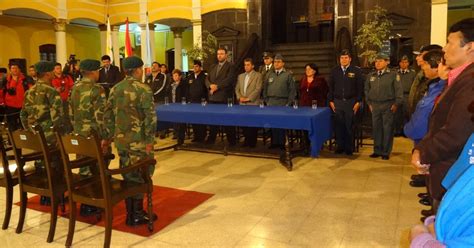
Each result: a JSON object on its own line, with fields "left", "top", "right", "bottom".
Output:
{"left": 103, "top": 56, "right": 157, "bottom": 226}
{"left": 68, "top": 59, "right": 107, "bottom": 216}
{"left": 20, "top": 61, "right": 64, "bottom": 205}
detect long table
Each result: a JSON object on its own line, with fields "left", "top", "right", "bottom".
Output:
{"left": 155, "top": 103, "right": 332, "bottom": 170}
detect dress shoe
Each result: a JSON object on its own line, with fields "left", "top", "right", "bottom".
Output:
{"left": 410, "top": 180, "right": 426, "bottom": 187}
{"left": 418, "top": 192, "right": 429, "bottom": 198}
{"left": 369, "top": 153, "right": 381, "bottom": 158}
{"left": 335, "top": 149, "right": 344, "bottom": 154}
{"left": 419, "top": 198, "right": 431, "bottom": 206}
{"left": 411, "top": 174, "right": 426, "bottom": 181}
{"left": 421, "top": 209, "right": 434, "bottom": 217}
{"left": 381, "top": 155, "right": 389, "bottom": 160}
{"left": 80, "top": 204, "right": 101, "bottom": 217}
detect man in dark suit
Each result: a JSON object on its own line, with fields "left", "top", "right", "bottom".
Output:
{"left": 206, "top": 47, "right": 237, "bottom": 145}
{"left": 186, "top": 60, "right": 208, "bottom": 143}
{"left": 98, "top": 55, "right": 123, "bottom": 97}
{"left": 328, "top": 49, "right": 365, "bottom": 155}
{"left": 411, "top": 18, "right": 474, "bottom": 213}
{"left": 235, "top": 58, "right": 263, "bottom": 147}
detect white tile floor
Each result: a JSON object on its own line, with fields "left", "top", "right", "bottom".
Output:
{"left": 0, "top": 137, "right": 424, "bottom": 247}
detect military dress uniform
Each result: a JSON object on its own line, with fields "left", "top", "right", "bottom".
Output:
{"left": 263, "top": 68, "right": 297, "bottom": 147}
{"left": 365, "top": 68, "right": 403, "bottom": 158}
{"left": 69, "top": 60, "right": 107, "bottom": 176}
{"left": 328, "top": 64, "right": 365, "bottom": 154}
{"left": 394, "top": 68, "right": 416, "bottom": 135}
{"left": 407, "top": 71, "right": 428, "bottom": 117}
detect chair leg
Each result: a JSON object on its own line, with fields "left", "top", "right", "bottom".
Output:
{"left": 147, "top": 192, "right": 154, "bottom": 232}
{"left": 65, "top": 201, "right": 76, "bottom": 248}
{"left": 2, "top": 186, "right": 13, "bottom": 230}
{"left": 16, "top": 191, "right": 27, "bottom": 234}
{"left": 47, "top": 196, "right": 59, "bottom": 243}
{"left": 104, "top": 208, "right": 113, "bottom": 248}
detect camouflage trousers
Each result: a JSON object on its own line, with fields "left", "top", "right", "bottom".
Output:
{"left": 117, "top": 146, "right": 155, "bottom": 199}
{"left": 78, "top": 146, "right": 112, "bottom": 176}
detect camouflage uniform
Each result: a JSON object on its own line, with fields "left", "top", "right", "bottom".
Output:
{"left": 69, "top": 77, "right": 107, "bottom": 175}
{"left": 104, "top": 75, "right": 157, "bottom": 199}
{"left": 20, "top": 79, "right": 63, "bottom": 145}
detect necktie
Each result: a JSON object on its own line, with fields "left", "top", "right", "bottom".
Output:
{"left": 378, "top": 71, "right": 383, "bottom": 77}
{"left": 243, "top": 73, "right": 250, "bottom": 96}
{"left": 276, "top": 71, "right": 280, "bottom": 76}
{"left": 266, "top": 65, "right": 270, "bottom": 71}
{"left": 342, "top": 67, "right": 347, "bottom": 75}
{"left": 216, "top": 64, "right": 223, "bottom": 78}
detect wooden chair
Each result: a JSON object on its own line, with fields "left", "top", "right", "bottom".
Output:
{"left": 0, "top": 124, "right": 39, "bottom": 230}
{"left": 56, "top": 131, "right": 156, "bottom": 248}
{"left": 7, "top": 125, "right": 67, "bottom": 242}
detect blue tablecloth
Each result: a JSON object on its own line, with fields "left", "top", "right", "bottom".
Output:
{"left": 156, "top": 103, "right": 332, "bottom": 157}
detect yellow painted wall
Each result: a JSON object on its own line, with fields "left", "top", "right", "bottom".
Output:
{"left": 448, "top": 8, "right": 474, "bottom": 28}
{"left": 0, "top": 16, "right": 100, "bottom": 69}
{"left": 201, "top": 0, "right": 247, "bottom": 14}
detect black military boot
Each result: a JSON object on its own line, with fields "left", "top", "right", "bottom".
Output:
{"left": 40, "top": 196, "right": 51, "bottom": 206}
{"left": 127, "top": 198, "right": 157, "bottom": 226}
{"left": 79, "top": 204, "right": 100, "bottom": 217}
{"left": 125, "top": 198, "right": 134, "bottom": 226}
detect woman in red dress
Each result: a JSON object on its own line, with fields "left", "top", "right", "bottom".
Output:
{"left": 299, "top": 63, "right": 328, "bottom": 107}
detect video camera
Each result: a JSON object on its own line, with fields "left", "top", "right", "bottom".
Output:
{"left": 68, "top": 54, "right": 78, "bottom": 65}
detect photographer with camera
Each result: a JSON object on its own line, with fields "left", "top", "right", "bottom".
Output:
{"left": 63, "top": 54, "right": 82, "bottom": 82}
{"left": 51, "top": 62, "right": 74, "bottom": 132}
{"left": 4, "top": 63, "right": 29, "bottom": 130}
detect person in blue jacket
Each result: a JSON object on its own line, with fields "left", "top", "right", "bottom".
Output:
{"left": 404, "top": 50, "right": 446, "bottom": 145}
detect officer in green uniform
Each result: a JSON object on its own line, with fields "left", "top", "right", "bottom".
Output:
{"left": 394, "top": 55, "right": 417, "bottom": 136}
{"left": 68, "top": 59, "right": 107, "bottom": 216}
{"left": 263, "top": 53, "right": 296, "bottom": 149}
{"left": 365, "top": 54, "right": 403, "bottom": 160}
{"left": 20, "top": 61, "right": 64, "bottom": 205}
{"left": 103, "top": 56, "right": 157, "bottom": 226}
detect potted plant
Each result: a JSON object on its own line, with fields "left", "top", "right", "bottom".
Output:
{"left": 187, "top": 30, "right": 218, "bottom": 62}
{"left": 354, "top": 6, "right": 393, "bottom": 67}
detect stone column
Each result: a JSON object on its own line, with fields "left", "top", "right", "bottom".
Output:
{"left": 172, "top": 27, "right": 185, "bottom": 70}
{"left": 431, "top": 0, "right": 448, "bottom": 46}
{"left": 140, "top": 24, "right": 149, "bottom": 66}
{"left": 112, "top": 26, "right": 120, "bottom": 66}
{"left": 149, "top": 24, "right": 156, "bottom": 62}
{"left": 53, "top": 19, "right": 67, "bottom": 65}
{"left": 99, "top": 24, "right": 107, "bottom": 56}
{"left": 192, "top": 0, "right": 202, "bottom": 49}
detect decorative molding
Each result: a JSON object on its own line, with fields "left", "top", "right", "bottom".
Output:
{"left": 212, "top": 26, "right": 240, "bottom": 37}
{"left": 53, "top": 18, "right": 68, "bottom": 32}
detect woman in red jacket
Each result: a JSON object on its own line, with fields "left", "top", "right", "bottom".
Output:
{"left": 299, "top": 63, "right": 328, "bottom": 107}
{"left": 5, "top": 63, "right": 28, "bottom": 130}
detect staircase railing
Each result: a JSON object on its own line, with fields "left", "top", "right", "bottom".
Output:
{"left": 234, "top": 33, "right": 260, "bottom": 73}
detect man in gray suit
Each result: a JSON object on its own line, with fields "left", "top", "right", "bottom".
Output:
{"left": 235, "top": 58, "right": 263, "bottom": 147}
{"left": 206, "top": 47, "right": 237, "bottom": 145}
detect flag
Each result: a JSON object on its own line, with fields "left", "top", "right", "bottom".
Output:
{"left": 124, "top": 18, "right": 133, "bottom": 57}
{"left": 106, "top": 15, "right": 114, "bottom": 64}
{"left": 144, "top": 12, "right": 152, "bottom": 74}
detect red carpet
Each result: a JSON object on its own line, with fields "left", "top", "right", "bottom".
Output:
{"left": 15, "top": 185, "right": 214, "bottom": 237}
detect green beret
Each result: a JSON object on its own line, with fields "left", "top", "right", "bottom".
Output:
{"left": 34, "top": 61, "right": 55, "bottom": 73}
{"left": 123, "top": 56, "right": 144, "bottom": 70}
{"left": 79, "top": 59, "right": 101, "bottom": 71}
{"left": 375, "top": 53, "right": 389, "bottom": 60}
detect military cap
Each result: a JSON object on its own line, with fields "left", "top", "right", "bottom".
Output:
{"left": 123, "top": 56, "right": 144, "bottom": 70}
{"left": 0, "top": 68, "right": 7, "bottom": 73}
{"left": 79, "top": 59, "right": 101, "bottom": 71}
{"left": 263, "top": 52, "right": 273, "bottom": 58}
{"left": 399, "top": 55, "right": 410, "bottom": 61}
{"left": 34, "top": 61, "right": 56, "bottom": 73}
{"left": 375, "top": 53, "right": 389, "bottom": 60}
{"left": 413, "top": 44, "right": 442, "bottom": 55}
{"left": 274, "top": 53, "right": 284, "bottom": 61}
